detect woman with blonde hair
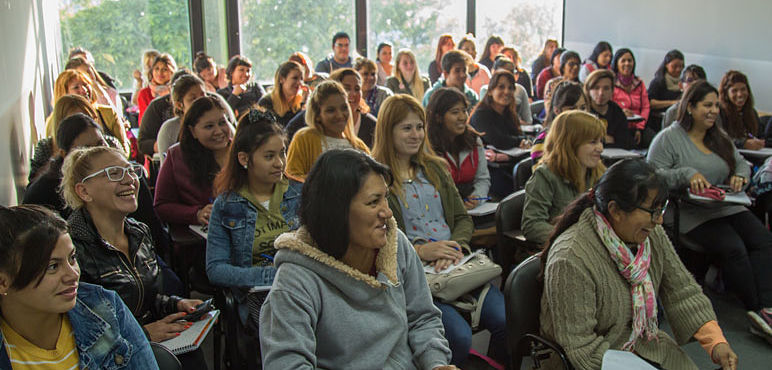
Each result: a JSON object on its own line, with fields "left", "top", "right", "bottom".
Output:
{"left": 138, "top": 53, "right": 177, "bottom": 122}
{"left": 65, "top": 56, "right": 122, "bottom": 114}
{"left": 522, "top": 110, "right": 606, "bottom": 245}
{"left": 285, "top": 80, "right": 370, "bottom": 180}
{"left": 258, "top": 61, "right": 305, "bottom": 127}
{"left": 373, "top": 94, "right": 508, "bottom": 367}
{"left": 46, "top": 70, "right": 129, "bottom": 155}
{"left": 386, "top": 49, "right": 430, "bottom": 102}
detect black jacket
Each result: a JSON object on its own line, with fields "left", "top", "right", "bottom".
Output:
{"left": 469, "top": 105, "right": 527, "bottom": 150}
{"left": 137, "top": 95, "right": 174, "bottom": 157}
{"left": 217, "top": 83, "right": 266, "bottom": 117}
{"left": 68, "top": 208, "right": 180, "bottom": 325}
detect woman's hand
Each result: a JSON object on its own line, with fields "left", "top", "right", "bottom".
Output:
{"left": 689, "top": 173, "right": 711, "bottom": 194}
{"left": 622, "top": 108, "right": 634, "bottom": 117}
{"left": 431, "top": 258, "right": 459, "bottom": 272}
{"left": 196, "top": 204, "right": 213, "bottom": 226}
{"left": 634, "top": 130, "right": 642, "bottom": 145}
{"left": 519, "top": 139, "right": 532, "bottom": 149}
{"left": 133, "top": 69, "right": 142, "bottom": 83}
{"left": 144, "top": 312, "right": 192, "bottom": 342}
{"left": 177, "top": 298, "right": 204, "bottom": 313}
{"left": 711, "top": 342, "right": 738, "bottom": 370}
{"left": 728, "top": 176, "right": 747, "bottom": 193}
{"left": 743, "top": 138, "right": 764, "bottom": 151}
{"left": 463, "top": 199, "right": 479, "bottom": 210}
{"left": 417, "top": 241, "right": 464, "bottom": 264}
{"left": 485, "top": 149, "right": 510, "bottom": 163}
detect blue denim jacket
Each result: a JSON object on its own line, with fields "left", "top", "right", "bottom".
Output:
{"left": 0, "top": 283, "right": 158, "bottom": 369}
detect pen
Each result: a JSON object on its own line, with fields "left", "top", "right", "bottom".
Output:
{"left": 260, "top": 253, "right": 274, "bottom": 261}
{"left": 464, "top": 196, "right": 491, "bottom": 201}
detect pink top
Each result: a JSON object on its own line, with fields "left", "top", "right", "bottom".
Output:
{"left": 613, "top": 77, "right": 650, "bottom": 130}
{"left": 153, "top": 144, "right": 213, "bottom": 226}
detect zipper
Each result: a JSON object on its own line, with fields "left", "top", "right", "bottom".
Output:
{"left": 105, "top": 238, "right": 145, "bottom": 315}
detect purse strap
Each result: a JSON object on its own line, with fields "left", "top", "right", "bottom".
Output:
{"left": 448, "top": 283, "right": 491, "bottom": 330}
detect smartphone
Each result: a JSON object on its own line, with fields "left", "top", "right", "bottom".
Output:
{"left": 184, "top": 298, "right": 214, "bottom": 322}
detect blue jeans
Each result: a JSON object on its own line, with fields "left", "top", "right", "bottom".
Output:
{"left": 435, "top": 284, "right": 508, "bottom": 366}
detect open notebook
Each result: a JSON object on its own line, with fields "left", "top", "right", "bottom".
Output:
{"left": 158, "top": 309, "right": 220, "bottom": 355}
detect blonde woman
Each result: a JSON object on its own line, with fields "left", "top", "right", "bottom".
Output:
{"left": 386, "top": 49, "right": 430, "bottom": 102}
{"left": 522, "top": 110, "right": 606, "bottom": 245}
{"left": 258, "top": 61, "right": 305, "bottom": 127}
{"left": 285, "top": 80, "right": 370, "bottom": 181}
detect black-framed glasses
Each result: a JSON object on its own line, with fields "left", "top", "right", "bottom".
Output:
{"left": 635, "top": 199, "right": 669, "bottom": 222}
{"left": 80, "top": 164, "right": 145, "bottom": 183}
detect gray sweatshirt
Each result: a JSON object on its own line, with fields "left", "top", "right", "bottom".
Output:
{"left": 259, "top": 217, "right": 452, "bottom": 369}
{"left": 647, "top": 123, "right": 750, "bottom": 232}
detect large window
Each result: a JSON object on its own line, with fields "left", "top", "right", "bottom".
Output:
{"left": 367, "top": 0, "right": 466, "bottom": 78}
{"left": 59, "top": 0, "right": 192, "bottom": 90}
{"left": 239, "top": 0, "right": 355, "bottom": 83}
{"left": 204, "top": 0, "right": 229, "bottom": 67}
{"left": 476, "top": 0, "right": 563, "bottom": 69}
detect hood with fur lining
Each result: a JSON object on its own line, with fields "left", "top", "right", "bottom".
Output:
{"left": 273, "top": 216, "right": 400, "bottom": 289}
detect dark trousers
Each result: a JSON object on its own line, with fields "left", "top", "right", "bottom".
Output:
{"left": 686, "top": 211, "right": 772, "bottom": 310}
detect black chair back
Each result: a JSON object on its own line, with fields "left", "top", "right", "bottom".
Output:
{"left": 513, "top": 157, "right": 533, "bottom": 191}
{"left": 504, "top": 254, "right": 572, "bottom": 369}
{"left": 150, "top": 342, "right": 181, "bottom": 370}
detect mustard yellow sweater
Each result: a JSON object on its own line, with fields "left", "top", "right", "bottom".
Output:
{"left": 285, "top": 127, "right": 370, "bottom": 181}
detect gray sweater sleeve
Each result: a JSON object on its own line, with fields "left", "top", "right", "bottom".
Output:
{"left": 471, "top": 142, "right": 491, "bottom": 198}
{"left": 516, "top": 84, "right": 533, "bottom": 124}
{"left": 646, "top": 127, "right": 698, "bottom": 190}
{"left": 398, "top": 231, "right": 453, "bottom": 369}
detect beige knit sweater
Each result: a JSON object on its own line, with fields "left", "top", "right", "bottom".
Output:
{"left": 539, "top": 208, "right": 716, "bottom": 369}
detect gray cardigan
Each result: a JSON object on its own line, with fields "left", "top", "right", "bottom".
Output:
{"left": 646, "top": 123, "right": 750, "bottom": 232}
{"left": 260, "top": 218, "right": 452, "bottom": 369}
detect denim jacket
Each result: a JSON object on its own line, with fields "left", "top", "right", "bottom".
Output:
{"left": 206, "top": 180, "right": 302, "bottom": 321}
{"left": 0, "top": 283, "right": 159, "bottom": 369}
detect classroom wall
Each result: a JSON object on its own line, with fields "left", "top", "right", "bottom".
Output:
{"left": 0, "top": 0, "right": 59, "bottom": 206}
{"left": 564, "top": 0, "right": 772, "bottom": 112}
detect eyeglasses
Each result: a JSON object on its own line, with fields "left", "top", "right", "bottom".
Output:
{"left": 80, "top": 164, "right": 145, "bottom": 183}
{"left": 635, "top": 199, "right": 669, "bottom": 222}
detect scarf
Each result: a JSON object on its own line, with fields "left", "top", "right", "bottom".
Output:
{"left": 593, "top": 208, "right": 658, "bottom": 351}
{"left": 665, "top": 73, "right": 680, "bottom": 92}
{"left": 617, "top": 74, "right": 635, "bottom": 87}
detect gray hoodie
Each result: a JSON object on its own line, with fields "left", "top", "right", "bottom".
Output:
{"left": 259, "top": 217, "right": 452, "bottom": 369}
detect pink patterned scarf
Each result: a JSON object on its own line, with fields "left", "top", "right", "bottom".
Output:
{"left": 593, "top": 208, "right": 658, "bottom": 351}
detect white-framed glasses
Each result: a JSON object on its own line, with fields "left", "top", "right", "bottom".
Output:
{"left": 80, "top": 164, "right": 145, "bottom": 183}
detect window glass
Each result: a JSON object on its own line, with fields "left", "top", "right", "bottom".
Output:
{"left": 476, "top": 0, "right": 563, "bottom": 69}
{"left": 204, "top": 0, "right": 229, "bottom": 66}
{"left": 239, "top": 0, "right": 355, "bottom": 83}
{"left": 59, "top": 0, "right": 192, "bottom": 90}
{"left": 367, "top": 0, "right": 466, "bottom": 78}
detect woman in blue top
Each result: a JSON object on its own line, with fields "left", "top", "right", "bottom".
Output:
{"left": 206, "top": 109, "right": 302, "bottom": 326}
{"left": 0, "top": 205, "right": 158, "bottom": 369}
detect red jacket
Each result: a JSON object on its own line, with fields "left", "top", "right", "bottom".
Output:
{"left": 613, "top": 77, "right": 650, "bottom": 130}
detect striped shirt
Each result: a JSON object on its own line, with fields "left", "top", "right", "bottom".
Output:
{"left": 0, "top": 316, "right": 79, "bottom": 369}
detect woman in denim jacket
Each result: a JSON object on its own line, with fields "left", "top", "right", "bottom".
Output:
{"left": 206, "top": 110, "right": 302, "bottom": 326}
{"left": 0, "top": 205, "right": 158, "bottom": 369}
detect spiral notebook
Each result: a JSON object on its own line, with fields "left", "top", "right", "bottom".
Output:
{"left": 158, "top": 309, "right": 220, "bottom": 355}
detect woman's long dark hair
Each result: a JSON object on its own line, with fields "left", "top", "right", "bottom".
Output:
{"left": 611, "top": 48, "right": 636, "bottom": 77}
{"left": 426, "top": 87, "right": 477, "bottom": 156}
{"left": 179, "top": 96, "right": 231, "bottom": 186}
{"left": 719, "top": 70, "right": 758, "bottom": 139}
{"left": 653, "top": 49, "right": 684, "bottom": 81}
{"left": 586, "top": 41, "right": 612, "bottom": 67}
{"left": 213, "top": 109, "right": 285, "bottom": 196}
{"left": 677, "top": 80, "right": 736, "bottom": 175}
{"left": 540, "top": 159, "right": 668, "bottom": 279}
{"left": 473, "top": 70, "right": 519, "bottom": 132}
{"left": 479, "top": 35, "right": 504, "bottom": 63}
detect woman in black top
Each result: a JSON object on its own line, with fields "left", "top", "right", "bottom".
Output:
{"left": 469, "top": 70, "right": 530, "bottom": 151}
{"left": 217, "top": 55, "right": 266, "bottom": 118}
{"left": 648, "top": 49, "right": 685, "bottom": 111}
{"left": 719, "top": 70, "right": 764, "bottom": 150}
{"left": 585, "top": 69, "right": 636, "bottom": 149}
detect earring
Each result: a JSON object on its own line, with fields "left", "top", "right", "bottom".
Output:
{"left": 243, "top": 164, "right": 248, "bottom": 169}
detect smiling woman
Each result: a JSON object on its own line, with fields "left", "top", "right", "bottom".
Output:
{"left": 0, "top": 205, "right": 159, "bottom": 369}
{"left": 539, "top": 159, "right": 738, "bottom": 369}
{"left": 259, "top": 149, "right": 454, "bottom": 369}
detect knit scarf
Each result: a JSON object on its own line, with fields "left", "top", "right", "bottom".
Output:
{"left": 593, "top": 208, "right": 658, "bottom": 351}
{"left": 665, "top": 73, "right": 680, "bottom": 92}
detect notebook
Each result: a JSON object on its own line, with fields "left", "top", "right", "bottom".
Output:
{"left": 158, "top": 309, "right": 220, "bottom": 355}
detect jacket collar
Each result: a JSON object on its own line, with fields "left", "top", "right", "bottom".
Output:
{"left": 273, "top": 217, "right": 399, "bottom": 288}
{"left": 67, "top": 293, "right": 110, "bottom": 352}
{"left": 68, "top": 208, "right": 146, "bottom": 257}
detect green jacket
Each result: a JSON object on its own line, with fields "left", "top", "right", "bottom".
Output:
{"left": 522, "top": 164, "right": 592, "bottom": 245}
{"left": 388, "top": 160, "right": 473, "bottom": 251}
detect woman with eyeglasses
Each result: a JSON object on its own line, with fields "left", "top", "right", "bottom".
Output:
{"left": 648, "top": 80, "right": 772, "bottom": 344}
{"left": 61, "top": 146, "right": 209, "bottom": 369}
{"left": 540, "top": 159, "right": 737, "bottom": 369}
